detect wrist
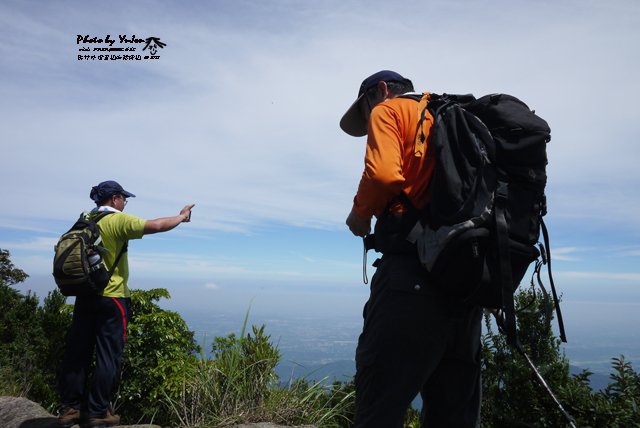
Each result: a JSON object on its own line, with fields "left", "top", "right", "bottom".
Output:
{"left": 351, "top": 204, "right": 369, "bottom": 221}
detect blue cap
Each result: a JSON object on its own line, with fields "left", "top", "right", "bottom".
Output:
{"left": 90, "top": 180, "right": 136, "bottom": 203}
{"left": 340, "top": 70, "right": 413, "bottom": 137}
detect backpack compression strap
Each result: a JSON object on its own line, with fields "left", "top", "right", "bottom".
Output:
{"left": 495, "top": 181, "right": 518, "bottom": 346}
{"left": 541, "top": 218, "right": 567, "bottom": 343}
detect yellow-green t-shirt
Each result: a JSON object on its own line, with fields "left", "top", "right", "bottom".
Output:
{"left": 91, "top": 210, "right": 146, "bottom": 298}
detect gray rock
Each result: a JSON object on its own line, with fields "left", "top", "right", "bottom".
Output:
{"left": 0, "top": 396, "right": 162, "bottom": 428}
{"left": 0, "top": 396, "right": 55, "bottom": 428}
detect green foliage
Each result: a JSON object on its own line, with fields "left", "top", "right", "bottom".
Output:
{"left": 210, "top": 322, "right": 281, "bottom": 414}
{"left": 0, "top": 249, "right": 28, "bottom": 286}
{"left": 0, "top": 248, "right": 71, "bottom": 409}
{"left": 482, "top": 287, "right": 640, "bottom": 428}
{"left": 117, "top": 287, "right": 200, "bottom": 425}
{"left": 165, "top": 310, "right": 354, "bottom": 427}
{"left": 482, "top": 287, "right": 573, "bottom": 427}
{"left": 563, "top": 356, "right": 640, "bottom": 428}
{"left": 0, "top": 250, "right": 354, "bottom": 427}
{"left": 403, "top": 407, "right": 421, "bottom": 427}
{"left": 263, "top": 377, "right": 355, "bottom": 427}
{"left": 324, "top": 380, "right": 356, "bottom": 427}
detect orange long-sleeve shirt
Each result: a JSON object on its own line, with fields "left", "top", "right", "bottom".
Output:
{"left": 352, "top": 94, "right": 435, "bottom": 219}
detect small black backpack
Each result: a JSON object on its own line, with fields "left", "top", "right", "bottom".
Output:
{"left": 405, "top": 93, "right": 566, "bottom": 345}
{"left": 53, "top": 211, "right": 127, "bottom": 296}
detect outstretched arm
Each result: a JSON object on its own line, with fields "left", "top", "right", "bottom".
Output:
{"left": 143, "top": 204, "right": 195, "bottom": 235}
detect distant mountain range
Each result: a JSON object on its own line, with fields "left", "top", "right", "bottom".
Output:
{"left": 275, "top": 359, "right": 613, "bottom": 393}
{"left": 276, "top": 359, "right": 355, "bottom": 384}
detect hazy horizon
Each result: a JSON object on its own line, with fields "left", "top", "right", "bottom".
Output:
{"left": 17, "top": 271, "right": 640, "bottom": 378}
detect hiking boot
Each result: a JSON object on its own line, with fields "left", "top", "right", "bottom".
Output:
{"left": 57, "top": 406, "right": 81, "bottom": 427}
{"left": 80, "top": 408, "right": 120, "bottom": 428}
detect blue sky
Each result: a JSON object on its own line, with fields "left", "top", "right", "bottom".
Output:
{"left": 1, "top": 0, "right": 639, "bottom": 360}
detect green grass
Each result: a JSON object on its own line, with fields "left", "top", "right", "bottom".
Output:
{"left": 163, "top": 308, "right": 354, "bottom": 427}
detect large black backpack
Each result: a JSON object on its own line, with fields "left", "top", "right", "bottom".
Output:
{"left": 405, "top": 93, "right": 566, "bottom": 345}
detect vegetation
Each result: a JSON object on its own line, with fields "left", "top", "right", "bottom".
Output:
{"left": 481, "top": 286, "right": 640, "bottom": 427}
{"left": 0, "top": 249, "right": 70, "bottom": 406}
{"left": 0, "top": 249, "right": 353, "bottom": 427}
{"left": 166, "top": 319, "right": 353, "bottom": 427}
{"left": 1, "top": 248, "right": 640, "bottom": 427}
{"left": 117, "top": 287, "right": 200, "bottom": 424}
{"left": 481, "top": 287, "right": 573, "bottom": 426}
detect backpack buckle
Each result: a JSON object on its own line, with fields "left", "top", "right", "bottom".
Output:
{"left": 496, "top": 181, "right": 509, "bottom": 201}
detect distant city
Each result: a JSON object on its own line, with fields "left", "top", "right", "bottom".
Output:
{"left": 181, "top": 308, "right": 636, "bottom": 393}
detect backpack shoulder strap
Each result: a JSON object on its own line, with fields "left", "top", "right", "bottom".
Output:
{"left": 77, "top": 210, "right": 114, "bottom": 227}
{"left": 73, "top": 211, "right": 115, "bottom": 245}
{"left": 106, "top": 242, "right": 128, "bottom": 280}
{"left": 91, "top": 210, "right": 115, "bottom": 222}
{"left": 92, "top": 211, "right": 128, "bottom": 280}
{"left": 410, "top": 92, "right": 431, "bottom": 158}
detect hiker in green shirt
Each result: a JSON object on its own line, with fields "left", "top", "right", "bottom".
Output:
{"left": 57, "top": 180, "right": 194, "bottom": 428}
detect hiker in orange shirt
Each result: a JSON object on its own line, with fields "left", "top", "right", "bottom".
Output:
{"left": 341, "top": 71, "right": 483, "bottom": 427}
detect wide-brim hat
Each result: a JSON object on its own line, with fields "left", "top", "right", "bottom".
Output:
{"left": 339, "top": 70, "right": 412, "bottom": 137}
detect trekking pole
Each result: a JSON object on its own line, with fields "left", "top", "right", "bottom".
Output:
{"left": 514, "top": 341, "right": 578, "bottom": 428}
{"left": 493, "top": 312, "right": 578, "bottom": 428}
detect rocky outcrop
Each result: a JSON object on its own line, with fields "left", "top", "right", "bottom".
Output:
{"left": 0, "top": 396, "right": 160, "bottom": 428}
{"left": 0, "top": 396, "right": 56, "bottom": 428}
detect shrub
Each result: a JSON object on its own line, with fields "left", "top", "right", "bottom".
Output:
{"left": 117, "top": 288, "right": 200, "bottom": 425}
{"left": 0, "top": 249, "right": 71, "bottom": 409}
{"left": 166, "top": 314, "right": 355, "bottom": 427}
{"left": 481, "top": 287, "right": 572, "bottom": 427}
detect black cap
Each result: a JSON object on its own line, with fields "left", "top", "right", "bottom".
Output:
{"left": 339, "top": 70, "right": 412, "bottom": 137}
{"left": 90, "top": 180, "right": 136, "bottom": 203}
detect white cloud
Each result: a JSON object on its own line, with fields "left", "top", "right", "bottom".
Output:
{"left": 204, "top": 282, "right": 220, "bottom": 290}
{"left": 129, "top": 252, "right": 248, "bottom": 278}
{"left": 551, "top": 247, "right": 585, "bottom": 262}
{"left": 0, "top": 237, "right": 58, "bottom": 252}
{"left": 559, "top": 271, "right": 640, "bottom": 282}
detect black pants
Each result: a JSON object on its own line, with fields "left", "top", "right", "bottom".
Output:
{"left": 354, "top": 254, "right": 482, "bottom": 428}
{"left": 58, "top": 295, "right": 131, "bottom": 417}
